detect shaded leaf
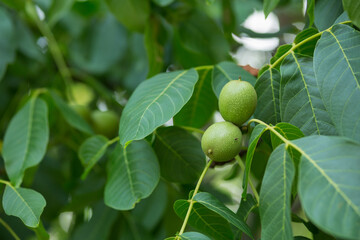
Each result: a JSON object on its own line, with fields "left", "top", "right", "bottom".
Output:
{"left": 293, "top": 136, "right": 360, "bottom": 239}
{"left": 212, "top": 61, "right": 256, "bottom": 98}
{"left": 270, "top": 44, "right": 292, "bottom": 68}
{"left": 174, "top": 68, "right": 217, "bottom": 128}
{"left": 104, "top": 140, "right": 160, "bottom": 210}
{"left": 153, "top": 127, "right": 205, "bottom": 183}
{"left": 254, "top": 68, "right": 281, "bottom": 124}
{"left": 236, "top": 194, "right": 258, "bottom": 221}
{"left": 2, "top": 185, "right": 46, "bottom": 228}
{"left": 71, "top": 202, "right": 117, "bottom": 240}
{"left": 294, "top": 28, "right": 320, "bottom": 56}
{"left": 314, "top": 0, "right": 343, "bottom": 30}
{"left": 153, "top": 0, "right": 174, "bottom": 7}
{"left": 314, "top": 24, "right": 360, "bottom": 143}
{"left": 2, "top": 98, "right": 49, "bottom": 186}
{"left": 78, "top": 135, "right": 109, "bottom": 179}
{"left": 119, "top": 69, "right": 198, "bottom": 146}
{"left": 0, "top": 7, "right": 16, "bottom": 80}
{"left": 259, "top": 144, "right": 294, "bottom": 240}
{"left": 242, "top": 124, "right": 267, "bottom": 198}
{"left": 181, "top": 232, "right": 211, "bottom": 240}
{"left": 280, "top": 53, "right": 337, "bottom": 136}
{"left": 342, "top": 0, "right": 360, "bottom": 28}
{"left": 174, "top": 199, "right": 234, "bottom": 240}
{"left": 50, "top": 91, "right": 94, "bottom": 135}
{"left": 48, "top": 0, "right": 74, "bottom": 26}
{"left": 194, "top": 192, "right": 253, "bottom": 238}
{"left": 263, "top": 0, "right": 280, "bottom": 18}
{"left": 106, "top": 0, "right": 150, "bottom": 32}
{"left": 306, "top": 0, "right": 315, "bottom": 27}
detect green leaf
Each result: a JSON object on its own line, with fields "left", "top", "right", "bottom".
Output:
{"left": 104, "top": 140, "right": 160, "bottom": 210}
{"left": 342, "top": 0, "right": 360, "bottom": 28}
{"left": 306, "top": 0, "right": 315, "bottom": 27}
{"left": 236, "top": 194, "right": 258, "bottom": 221}
{"left": 72, "top": 202, "right": 117, "bottom": 240}
{"left": 263, "top": 0, "right": 280, "bottom": 18}
{"left": 0, "top": 7, "right": 16, "bottom": 81}
{"left": 174, "top": 68, "right": 217, "bottom": 128}
{"left": 69, "top": 14, "right": 127, "bottom": 74}
{"left": 132, "top": 181, "right": 167, "bottom": 231}
{"left": 152, "top": 127, "right": 205, "bottom": 183}
{"left": 293, "top": 136, "right": 360, "bottom": 239}
{"left": 254, "top": 68, "right": 281, "bottom": 125}
{"left": 259, "top": 144, "right": 294, "bottom": 240}
{"left": 270, "top": 123, "right": 304, "bottom": 150}
{"left": 314, "top": 24, "right": 360, "bottom": 143}
{"left": 270, "top": 44, "right": 292, "bottom": 68}
{"left": 106, "top": 0, "right": 150, "bottom": 32}
{"left": 78, "top": 135, "right": 109, "bottom": 180}
{"left": 144, "top": 15, "right": 166, "bottom": 77}
{"left": 0, "top": 0, "right": 24, "bottom": 10}
{"left": 174, "top": 200, "right": 234, "bottom": 240}
{"left": 181, "top": 232, "right": 212, "bottom": 240}
{"left": 152, "top": 0, "right": 174, "bottom": 7}
{"left": 2, "top": 185, "right": 46, "bottom": 228}
{"left": 47, "top": 0, "right": 74, "bottom": 26}
{"left": 314, "top": 0, "right": 343, "bottom": 30}
{"left": 50, "top": 91, "right": 94, "bottom": 135}
{"left": 294, "top": 28, "right": 320, "bottom": 56}
{"left": 2, "top": 98, "right": 49, "bottom": 186}
{"left": 119, "top": 69, "right": 198, "bottom": 146}
{"left": 280, "top": 53, "right": 336, "bottom": 136}
{"left": 212, "top": 61, "right": 256, "bottom": 98}
{"left": 193, "top": 192, "right": 253, "bottom": 239}
{"left": 242, "top": 124, "right": 268, "bottom": 198}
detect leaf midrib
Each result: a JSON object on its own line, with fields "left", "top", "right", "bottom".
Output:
{"left": 122, "top": 147, "right": 136, "bottom": 200}
{"left": 134, "top": 70, "right": 188, "bottom": 138}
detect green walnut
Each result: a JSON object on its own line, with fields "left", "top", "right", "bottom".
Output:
{"left": 219, "top": 80, "right": 257, "bottom": 126}
{"left": 90, "top": 110, "right": 119, "bottom": 138}
{"left": 201, "top": 121, "right": 242, "bottom": 162}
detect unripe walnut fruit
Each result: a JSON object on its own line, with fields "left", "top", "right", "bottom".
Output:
{"left": 219, "top": 80, "right": 257, "bottom": 126}
{"left": 201, "top": 122, "right": 242, "bottom": 162}
{"left": 90, "top": 110, "right": 119, "bottom": 138}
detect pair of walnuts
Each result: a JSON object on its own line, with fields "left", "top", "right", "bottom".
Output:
{"left": 201, "top": 80, "right": 257, "bottom": 162}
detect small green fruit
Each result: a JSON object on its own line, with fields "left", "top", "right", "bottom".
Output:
{"left": 91, "top": 110, "right": 119, "bottom": 138}
{"left": 219, "top": 80, "right": 257, "bottom": 126}
{"left": 69, "top": 82, "right": 94, "bottom": 106}
{"left": 201, "top": 121, "right": 242, "bottom": 162}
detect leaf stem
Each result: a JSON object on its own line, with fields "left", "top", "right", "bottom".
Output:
{"left": 26, "top": 2, "right": 74, "bottom": 101}
{"left": 269, "top": 20, "right": 352, "bottom": 69}
{"left": 108, "top": 136, "right": 120, "bottom": 145}
{"left": 235, "top": 155, "right": 259, "bottom": 203}
{"left": 194, "top": 65, "right": 214, "bottom": 71}
{"left": 0, "top": 217, "right": 20, "bottom": 240}
{"left": 176, "top": 159, "right": 213, "bottom": 239}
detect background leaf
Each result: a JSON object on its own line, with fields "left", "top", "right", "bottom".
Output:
{"left": 293, "top": 28, "right": 320, "bottom": 56}
{"left": 50, "top": 91, "right": 94, "bottom": 135}
{"left": 0, "top": 7, "right": 16, "bottom": 81}
{"left": 106, "top": 0, "right": 150, "bottom": 32}
{"left": 174, "top": 199, "right": 234, "bottom": 240}
{"left": 294, "top": 136, "right": 360, "bottom": 239}
{"left": 259, "top": 144, "right": 294, "bottom": 240}
{"left": 314, "top": 0, "right": 343, "bottom": 30}
{"left": 47, "top": 0, "right": 74, "bottom": 27}
{"left": 174, "top": 68, "right": 217, "bottom": 128}
{"left": 2, "top": 185, "right": 46, "bottom": 228}
{"left": 254, "top": 68, "right": 281, "bottom": 125}
{"left": 78, "top": 135, "right": 109, "bottom": 179}
{"left": 263, "top": 0, "right": 280, "bottom": 18}
{"left": 280, "top": 53, "right": 336, "bottom": 136}
{"left": 181, "top": 232, "right": 211, "bottom": 240}
{"left": 314, "top": 24, "right": 360, "bottom": 143}
{"left": 71, "top": 202, "right": 117, "bottom": 240}
{"left": 104, "top": 140, "right": 160, "bottom": 210}
{"left": 212, "top": 61, "right": 256, "bottom": 98}
{"left": 153, "top": 127, "right": 205, "bottom": 183}
{"left": 193, "top": 192, "right": 253, "bottom": 238}
{"left": 2, "top": 98, "right": 49, "bottom": 186}
{"left": 119, "top": 69, "right": 198, "bottom": 146}
{"left": 342, "top": 0, "right": 360, "bottom": 27}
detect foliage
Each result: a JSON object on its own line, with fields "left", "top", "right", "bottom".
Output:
{"left": 0, "top": 0, "right": 359, "bottom": 239}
